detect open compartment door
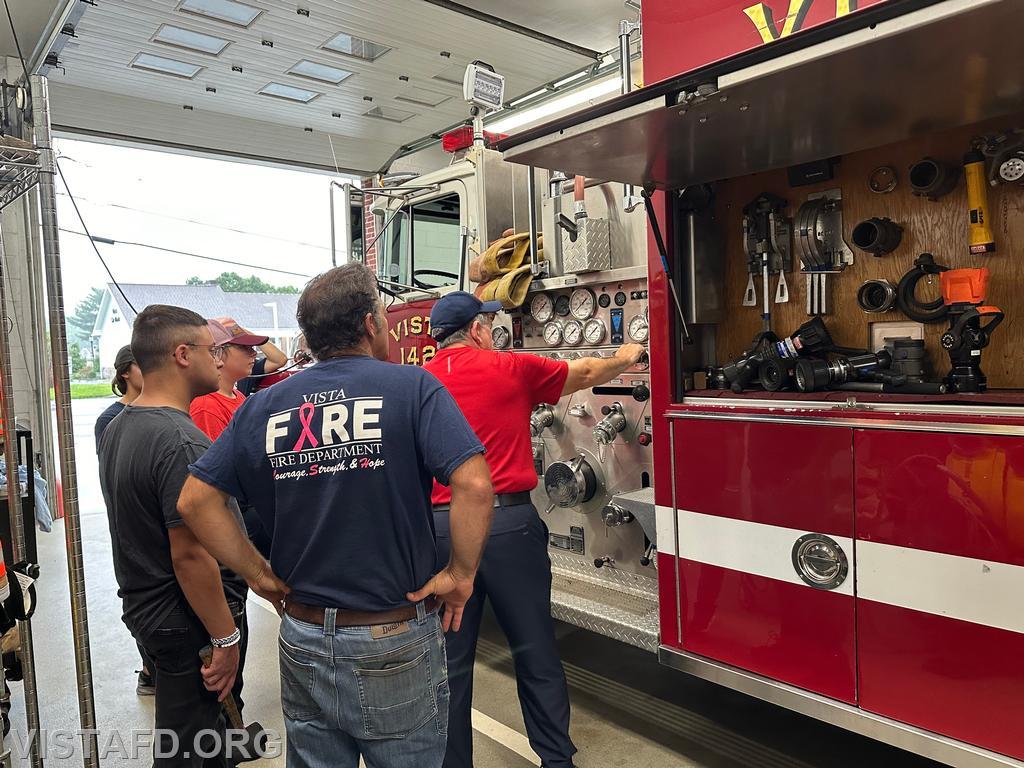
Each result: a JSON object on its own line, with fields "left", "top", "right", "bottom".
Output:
{"left": 499, "top": 0, "right": 1024, "bottom": 189}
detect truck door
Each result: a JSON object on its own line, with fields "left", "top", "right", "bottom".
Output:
{"left": 377, "top": 187, "right": 466, "bottom": 366}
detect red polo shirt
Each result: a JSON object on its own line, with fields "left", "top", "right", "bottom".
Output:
{"left": 425, "top": 346, "right": 568, "bottom": 504}
{"left": 189, "top": 390, "right": 246, "bottom": 441}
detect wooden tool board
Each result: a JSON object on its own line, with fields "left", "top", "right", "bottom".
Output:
{"left": 715, "top": 114, "right": 1024, "bottom": 389}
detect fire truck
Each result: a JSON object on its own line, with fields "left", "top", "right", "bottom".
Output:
{"left": 339, "top": 1, "right": 1024, "bottom": 766}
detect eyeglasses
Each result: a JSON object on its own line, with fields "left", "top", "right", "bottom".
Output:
{"left": 182, "top": 343, "right": 224, "bottom": 361}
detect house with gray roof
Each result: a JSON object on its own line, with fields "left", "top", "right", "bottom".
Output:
{"left": 91, "top": 283, "right": 300, "bottom": 375}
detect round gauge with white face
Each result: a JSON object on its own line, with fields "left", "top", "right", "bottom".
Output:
{"left": 563, "top": 320, "right": 583, "bottom": 346}
{"left": 542, "top": 321, "right": 563, "bottom": 346}
{"left": 530, "top": 293, "right": 554, "bottom": 323}
{"left": 491, "top": 326, "right": 511, "bottom": 350}
{"left": 628, "top": 314, "right": 649, "bottom": 343}
{"left": 569, "top": 288, "right": 597, "bottom": 320}
{"left": 583, "top": 318, "right": 607, "bottom": 345}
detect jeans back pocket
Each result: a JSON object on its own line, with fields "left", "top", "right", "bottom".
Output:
{"left": 279, "top": 644, "right": 321, "bottom": 722}
{"left": 354, "top": 647, "right": 437, "bottom": 739}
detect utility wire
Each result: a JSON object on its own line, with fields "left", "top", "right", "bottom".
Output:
{"left": 56, "top": 161, "right": 138, "bottom": 313}
{"left": 58, "top": 228, "right": 312, "bottom": 279}
{"left": 54, "top": 191, "right": 333, "bottom": 252}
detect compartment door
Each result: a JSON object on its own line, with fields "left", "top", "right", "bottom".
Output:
{"left": 669, "top": 417, "right": 857, "bottom": 703}
{"left": 855, "top": 429, "right": 1024, "bottom": 761}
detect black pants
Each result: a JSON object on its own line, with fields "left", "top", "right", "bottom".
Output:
{"left": 142, "top": 601, "right": 248, "bottom": 768}
{"left": 434, "top": 503, "right": 577, "bottom": 768}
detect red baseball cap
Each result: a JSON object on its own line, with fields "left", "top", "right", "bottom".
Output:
{"left": 207, "top": 317, "right": 269, "bottom": 347}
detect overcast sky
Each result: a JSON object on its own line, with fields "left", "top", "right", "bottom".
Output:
{"left": 54, "top": 137, "right": 358, "bottom": 312}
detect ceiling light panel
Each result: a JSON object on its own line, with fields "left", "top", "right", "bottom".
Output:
{"left": 153, "top": 24, "right": 231, "bottom": 55}
{"left": 364, "top": 105, "right": 415, "bottom": 123}
{"left": 259, "top": 82, "right": 321, "bottom": 103}
{"left": 130, "top": 52, "right": 204, "bottom": 79}
{"left": 322, "top": 32, "right": 391, "bottom": 62}
{"left": 177, "top": 0, "right": 262, "bottom": 28}
{"left": 395, "top": 89, "right": 451, "bottom": 108}
{"left": 287, "top": 60, "right": 354, "bottom": 85}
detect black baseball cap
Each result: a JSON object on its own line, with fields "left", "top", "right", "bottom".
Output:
{"left": 430, "top": 292, "right": 502, "bottom": 342}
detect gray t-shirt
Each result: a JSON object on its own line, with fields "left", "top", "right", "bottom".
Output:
{"left": 98, "top": 405, "right": 248, "bottom": 641}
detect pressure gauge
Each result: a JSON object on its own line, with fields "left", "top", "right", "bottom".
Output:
{"left": 569, "top": 288, "right": 597, "bottom": 320}
{"left": 583, "top": 318, "right": 607, "bottom": 345}
{"left": 530, "top": 293, "right": 554, "bottom": 323}
{"left": 554, "top": 294, "right": 571, "bottom": 317}
{"left": 543, "top": 322, "right": 563, "bottom": 346}
{"left": 563, "top": 320, "right": 583, "bottom": 346}
{"left": 492, "top": 326, "right": 511, "bottom": 350}
{"left": 628, "top": 314, "right": 649, "bottom": 343}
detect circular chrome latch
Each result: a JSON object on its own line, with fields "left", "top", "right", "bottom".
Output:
{"left": 792, "top": 534, "right": 848, "bottom": 590}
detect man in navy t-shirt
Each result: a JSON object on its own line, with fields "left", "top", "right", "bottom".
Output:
{"left": 178, "top": 263, "right": 494, "bottom": 768}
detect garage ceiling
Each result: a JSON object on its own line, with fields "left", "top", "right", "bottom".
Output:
{"left": 27, "top": 0, "right": 630, "bottom": 174}
{"left": 0, "top": 0, "right": 63, "bottom": 68}
{"left": 453, "top": 0, "right": 634, "bottom": 53}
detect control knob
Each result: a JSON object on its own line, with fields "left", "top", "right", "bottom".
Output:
{"left": 631, "top": 383, "right": 650, "bottom": 402}
{"left": 640, "top": 543, "right": 656, "bottom": 567}
{"left": 593, "top": 556, "right": 615, "bottom": 569}
{"left": 637, "top": 432, "right": 653, "bottom": 447}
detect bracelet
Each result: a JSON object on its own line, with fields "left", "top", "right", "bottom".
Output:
{"left": 210, "top": 628, "right": 241, "bottom": 648}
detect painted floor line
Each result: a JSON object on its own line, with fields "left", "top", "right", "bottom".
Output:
{"left": 472, "top": 709, "right": 542, "bottom": 766}
{"left": 250, "top": 595, "right": 540, "bottom": 764}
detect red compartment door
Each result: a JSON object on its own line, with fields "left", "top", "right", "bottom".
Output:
{"left": 669, "top": 417, "right": 857, "bottom": 703}
{"left": 855, "top": 429, "right": 1024, "bottom": 761}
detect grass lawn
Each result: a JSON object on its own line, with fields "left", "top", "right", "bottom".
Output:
{"left": 49, "top": 383, "right": 115, "bottom": 400}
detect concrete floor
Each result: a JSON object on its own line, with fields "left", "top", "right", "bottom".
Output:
{"left": 4, "top": 398, "right": 947, "bottom": 767}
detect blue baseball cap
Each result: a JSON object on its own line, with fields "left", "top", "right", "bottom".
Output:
{"left": 430, "top": 291, "right": 502, "bottom": 341}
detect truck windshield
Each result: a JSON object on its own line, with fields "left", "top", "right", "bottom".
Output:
{"left": 379, "top": 193, "right": 461, "bottom": 291}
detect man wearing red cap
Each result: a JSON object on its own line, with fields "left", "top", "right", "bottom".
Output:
{"left": 190, "top": 318, "right": 270, "bottom": 441}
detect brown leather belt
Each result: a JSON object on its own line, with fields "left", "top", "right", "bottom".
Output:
{"left": 432, "top": 490, "right": 533, "bottom": 514}
{"left": 284, "top": 597, "right": 438, "bottom": 628}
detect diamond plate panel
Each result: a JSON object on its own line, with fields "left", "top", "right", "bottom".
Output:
{"left": 561, "top": 217, "right": 611, "bottom": 273}
{"left": 550, "top": 554, "right": 659, "bottom": 652}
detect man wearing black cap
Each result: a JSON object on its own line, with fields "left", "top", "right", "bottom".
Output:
{"left": 424, "top": 291, "right": 645, "bottom": 768}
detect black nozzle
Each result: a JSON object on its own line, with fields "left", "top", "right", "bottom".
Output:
{"left": 791, "top": 317, "right": 833, "bottom": 354}
{"left": 852, "top": 217, "right": 903, "bottom": 256}
{"left": 758, "top": 358, "right": 796, "bottom": 392}
{"left": 795, "top": 359, "right": 831, "bottom": 392}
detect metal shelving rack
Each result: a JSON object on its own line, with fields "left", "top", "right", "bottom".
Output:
{"left": 0, "top": 138, "right": 39, "bottom": 213}
{"left": 0, "top": 74, "right": 98, "bottom": 768}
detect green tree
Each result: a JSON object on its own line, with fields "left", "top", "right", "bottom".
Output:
{"left": 66, "top": 287, "right": 105, "bottom": 344}
{"left": 69, "top": 343, "right": 94, "bottom": 380}
{"left": 187, "top": 272, "right": 299, "bottom": 294}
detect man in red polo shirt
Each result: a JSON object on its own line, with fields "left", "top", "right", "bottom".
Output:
{"left": 424, "top": 292, "right": 644, "bottom": 768}
{"left": 190, "top": 318, "right": 270, "bottom": 441}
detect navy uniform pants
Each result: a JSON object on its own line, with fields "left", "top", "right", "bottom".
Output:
{"left": 434, "top": 502, "right": 577, "bottom": 768}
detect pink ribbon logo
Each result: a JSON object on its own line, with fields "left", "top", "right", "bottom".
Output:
{"left": 293, "top": 403, "right": 320, "bottom": 452}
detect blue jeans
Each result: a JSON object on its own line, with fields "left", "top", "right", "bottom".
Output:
{"left": 278, "top": 603, "right": 449, "bottom": 768}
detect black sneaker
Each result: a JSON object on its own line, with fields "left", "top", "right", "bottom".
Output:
{"left": 136, "top": 669, "right": 155, "bottom": 696}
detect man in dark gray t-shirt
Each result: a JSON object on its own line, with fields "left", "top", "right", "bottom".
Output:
{"left": 100, "top": 406, "right": 248, "bottom": 638}
{"left": 98, "top": 304, "right": 273, "bottom": 768}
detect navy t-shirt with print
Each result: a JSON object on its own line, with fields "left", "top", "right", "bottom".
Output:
{"left": 189, "top": 355, "right": 484, "bottom": 612}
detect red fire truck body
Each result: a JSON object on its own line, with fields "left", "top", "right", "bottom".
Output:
{"left": 493, "top": 1, "right": 1024, "bottom": 766}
